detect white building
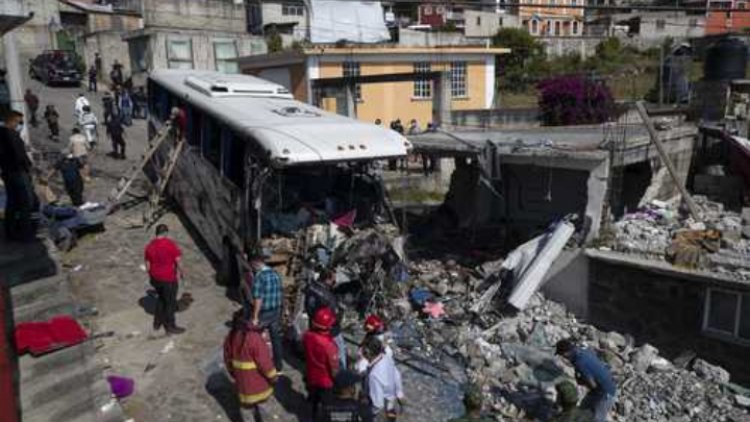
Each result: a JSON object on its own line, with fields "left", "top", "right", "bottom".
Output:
{"left": 463, "top": 9, "right": 521, "bottom": 38}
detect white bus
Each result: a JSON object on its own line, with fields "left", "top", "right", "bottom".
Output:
{"left": 147, "top": 69, "right": 410, "bottom": 284}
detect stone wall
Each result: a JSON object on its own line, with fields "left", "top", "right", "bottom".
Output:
{"left": 141, "top": 0, "right": 247, "bottom": 33}
{"left": 588, "top": 255, "right": 750, "bottom": 384}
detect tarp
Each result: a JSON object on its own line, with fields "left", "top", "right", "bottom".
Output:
{"left": 309, "top": 0, "right": 390, "bottom": 44}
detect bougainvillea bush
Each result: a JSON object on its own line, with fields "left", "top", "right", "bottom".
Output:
{"left": 537, "top": 75, "right": 615, "bottom": 126}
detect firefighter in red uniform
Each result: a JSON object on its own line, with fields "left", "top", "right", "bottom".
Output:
{"left": 224, "top": 311, "right": 278, "bottom": 422}
{"left": 303, "top": 306, "right": 340, "bottom": 422}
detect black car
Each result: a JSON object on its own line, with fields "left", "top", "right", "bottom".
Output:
{"left": 29, "top": 50, "right": 83, "bottom": 86}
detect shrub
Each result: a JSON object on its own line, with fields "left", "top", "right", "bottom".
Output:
{"left": 537, "top": 75, "right": 615, "bottom": 126}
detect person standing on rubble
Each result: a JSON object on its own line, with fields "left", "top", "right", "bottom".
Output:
{"left": 556, "top": 339, "right": 616, "bottom": 422}
{"left": 305, "top": 269, "right": 347, "bottom": 368}
{"left": 447, "top": 385, "right": 494, "bottom": 422}
{"left": 144, "top": 224, "right": 186, "bottom": 335}
{"left": 361, "top": 335, "right": 404, "bottom": 422}
{"left": 304, "top": 306, "right": 340, "bottom": 422}
{"left": 224, "top": 310, "right": 278, "bottom": 422}
{"left": 249, "top": 251, "right": 284, "bottom": 372}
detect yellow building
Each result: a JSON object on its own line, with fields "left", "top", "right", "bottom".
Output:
{"left": 519, "top": 0, "right": 585, "bottom": 37}
{"left": 238, "top": 46, "right": 509, "bottom": 129}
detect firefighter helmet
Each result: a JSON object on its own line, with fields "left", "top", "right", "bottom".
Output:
{"left": 312, "top": 306, "right": 336, "bottom": 330}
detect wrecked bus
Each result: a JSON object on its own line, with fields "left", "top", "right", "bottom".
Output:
{"left": 146, "top": 69, "right": 410, "bottom": 284}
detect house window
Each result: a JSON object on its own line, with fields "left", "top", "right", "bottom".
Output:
{"left": 656, "top": 19, "right": 666, "bottom": 30}
{"left": 689, "top": 18, "right": 699, "bottom": 27}
{"left": 546, "top": 20, "right": 552, "bottom": 34}
{"left": 740, "top": 2, "right": 747, "bottom": 8}
{"left": 573, "top": 21, "right": 579, "bottom": 34}
{"left": 342, "top": 61, "right": 362, "bottom": 101}
{"left": 214, "top": 40, "right": 238, "bottom": 74}
{"left": 477, "top": 16, "right": 482, "bottom": 25}
{"left": 451, "top": 61, "right": 467, "bottom": 97}
{"left": 499, "top": 17, "right": 504, "bottom": 26}
{"left": 129, "top": 37, "right": 148, "bottom": 72}
{"left": 167, "top": 39, "right": 193, "bottom": 69}
{"left": 703, "top": 288, "right": 750, "bottom": 342}
{"left": 413, "top": 62, "right": 432, "bottom": 99}
{"left": 531, "top": 20, "right": 538, "bottom": 33}
{"left": 571, "top": 0, "right": 577, "bottom": 5}
{"left": 555, "top": 21, "right": 561, "bottom": 35}
{"left": 282, "top": 4, "right": 304, "bottom": 16}
{"left": 424, "top": 5, "right": 433, "bottom": 15}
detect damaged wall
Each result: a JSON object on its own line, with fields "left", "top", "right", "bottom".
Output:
{"left": 587, "top": 253, "right": 750, "bottom": 384}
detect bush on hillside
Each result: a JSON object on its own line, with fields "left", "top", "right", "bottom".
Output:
{"left": 537, "top": 75, "right": 615, "bottom": 126}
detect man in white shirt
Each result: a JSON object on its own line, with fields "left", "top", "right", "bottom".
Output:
{"left": 68, "top": 128, "right": 89, "bottom": 180}
{"left": 362, "top": 336, "right": 404, "bottom": 422}
{"left": 74, "top": 93, "right": 90, "bottom": 121}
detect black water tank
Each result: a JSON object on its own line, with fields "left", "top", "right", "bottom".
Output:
{"left": 704, "top": 38, "right": 748, "bottom": 81}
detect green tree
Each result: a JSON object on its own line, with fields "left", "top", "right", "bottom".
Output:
{"left": 492, "top": 28, "right": 546, "bottom": 91}
{"left": 266, "top": 30, "right": 283, "bottom": 53}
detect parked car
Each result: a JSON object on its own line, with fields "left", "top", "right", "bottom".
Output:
{"left": 29, "top": 50, "right": 83, "bottom": 86}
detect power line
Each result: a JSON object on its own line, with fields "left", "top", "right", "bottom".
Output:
{"left": 379, "top": 0, "right": 750, "bottom": 13}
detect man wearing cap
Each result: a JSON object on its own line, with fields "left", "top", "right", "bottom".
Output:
{"left": 305, "top": 269, "right": 346, "bottom": 368}
{"left": 556, "top": 339, "right": 616, "bottom": 422}
{"left": 144, "top": 224, "right": 185, "bottom": 335}
{"left": 551, "top": 381, "right": 594, "bottom": 422}
{"left": 448, "top": 384, "right": 493, "bottom": 422}
{"left": 249, "top": 251, "right": 284, "bottom": 372}
{"left": 304, "top": 306, "right": 340, "bottom": 422}
{"left": 224, "top": 311, "right": 278, "bottom": 422}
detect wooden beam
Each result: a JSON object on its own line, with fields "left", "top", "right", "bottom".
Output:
{"left": 635, "top": 101, "right": 701, "bottom": 220}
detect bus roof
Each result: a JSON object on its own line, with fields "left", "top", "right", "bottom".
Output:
{"left": 149, "top": 69, "right": 410, "bottom": 166}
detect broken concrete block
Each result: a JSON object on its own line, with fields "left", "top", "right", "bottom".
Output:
{"left": 692, "top": 359, "right": 731, "bottom": 384}
{"left": 631, "top": 344, "right": 659, "bottom": 373}
{"left": 735, "top": 394, "right": 750, "bottom": 408}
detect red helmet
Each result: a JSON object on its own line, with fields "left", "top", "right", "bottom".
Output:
{"left": 312, "top": 306, "right": 336, "bottom": 330}
{"left": 364, "top": 314, "right": 385, "bottom": 333}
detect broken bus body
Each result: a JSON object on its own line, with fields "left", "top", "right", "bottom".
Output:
{"left": 146, "top": 69, "right": 411, "bottom": 284}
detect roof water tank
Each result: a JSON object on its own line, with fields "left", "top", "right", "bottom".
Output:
{"left": 704, "top": 38, "right": 747, "bottom": 81}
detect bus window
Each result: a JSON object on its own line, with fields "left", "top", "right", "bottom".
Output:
{"left": 202, "top": 116, "right": 221, "bottom": 169}
{"left": 157, "top": 86, "right": 169, "bottom": 120}
{"left": 223, "top": 131, "right": 245, "bottom": 187}
{"left": 187, "top": 106, "right": 202, "bottom": 146}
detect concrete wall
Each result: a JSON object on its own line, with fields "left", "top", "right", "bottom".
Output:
{"left": 261, "top": 2, "right": 307, "bottom": 40}
{"left": 463, "top": 10, "right": 520, "bottom": 38}
{"left": 540, "top": 36, "right": 604, "bottom": 58}
{"left": 83, "top": 31, "right": 133, "bottom": 80}
{"left": 10, "top": 0, "right": 59, "bottom": 60}
{"left": 397, "top": 28, "right": 477, "bottom": 47}
{"left": 141, "top": 0, "right": 247, "bottom": 33}
{"left": 146, "top": 30, "right": 266, "bottom": 73}
{"left": 588, "top": 254, "right": 750, "bottom": 384}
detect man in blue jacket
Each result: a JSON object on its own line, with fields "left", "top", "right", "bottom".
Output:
{"left": 556, "top": 339, "right": 616, "bottom": 422}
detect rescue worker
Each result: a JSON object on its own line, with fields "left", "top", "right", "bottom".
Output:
{"left": 361, "top": 335, "right": 404, "bottom": 422}
{"left": 249, "top": 251, "right": 284, "bottom": 372}
{"left": 305, "top": 269, "right": 347, "bottom": 368}
{"left": 74, "top": 93, "right": 89, "bottom": 122}
{"left": 321, "top": 370, "right": 365, "bottom": 422}
{"left": 551, "top": 381, "right": 594, "bottom": 422}
{"left": 356, "top": 315, "right": 394, "bottom": 374}
{"left": 224, "top": 311, "right": 278, "bottom": 422}
{"left": 78, "top": 105, "right": 99, "bottom": 149}
{"left": 303, "top": 306, "right": 340, "bottom": 422}
{"left": 556, "top": 339, "right": 616, "bottom": 422}
{"left": 0, "top": 110, "right": 38, "bottom": 242}
{"left": 447, "top": 384, "right": 494, "bottom": 422}
{"left": 144, "top": 224, "right": 185, "bottom": 335}
{"left": 44, "top": 105, "right": 60, "bottom": 141}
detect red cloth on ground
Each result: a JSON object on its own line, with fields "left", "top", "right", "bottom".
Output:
{"left": 15, "top": 316, "right": 88, "bottom": 355}
{"left": 144, "top": 237, "right": 182, "bottom": 282}
{"left": 303, "top": 329, "right": 339, "bottom": 389}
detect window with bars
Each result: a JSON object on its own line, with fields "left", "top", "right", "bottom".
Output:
{"left": 214, "top": 40, "right": 238, "bottom": 74}
{"left": 167, "top": 39, "right": 193, "bottom": 69}
{"left": 342, "top": 61, "right": 362, "bottom": 101}
{"left": 282, "top": 4, "right": 304, "bottom": 16}
{"left": 703, "top": 288, "right": 750, "bottom": 342}
{"left": 450, "top": 61, "right": 467, "bottom": 98}
{"left": 413, "top": 62, "right": 432, "bottom": 99}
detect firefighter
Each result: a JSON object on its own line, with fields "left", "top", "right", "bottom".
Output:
{"left": 224, "top": 311, "right": 278, "bottom": 422}
{"left": 303, "top": 306, "right": 340, "bottom": 422}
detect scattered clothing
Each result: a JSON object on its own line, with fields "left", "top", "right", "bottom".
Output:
{"left": 570, "top": 348, "right": 617, "bottom": 422}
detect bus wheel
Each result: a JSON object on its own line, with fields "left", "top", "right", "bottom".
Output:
{"left": 218, "top": 240, "right": 240, "bottom": 288}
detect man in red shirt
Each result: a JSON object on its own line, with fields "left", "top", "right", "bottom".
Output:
{"left": 303, "top": 306, "right": 339, "bottom": 422}
{"left": 144, "top": 224, "right": 185, "bottom": 334}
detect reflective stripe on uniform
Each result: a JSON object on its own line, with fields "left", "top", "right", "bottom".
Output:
{"left": 232, "top": 360, "right": 257, "bottom": 370}
{"left": 265, "top": 368, "right": 277, "bottom": 379}
{"left": 238, "top": 387, "right": 274, "bottom": 404}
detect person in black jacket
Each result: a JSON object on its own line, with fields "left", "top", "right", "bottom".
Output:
{"left": 321, "top": 371, "right": 365, "bottom": 422}
{"left": 0, "top": 110, "right": 38, "bottom": 241}
{"left": 305, "top": 269, "right": 347, "bottom": 368}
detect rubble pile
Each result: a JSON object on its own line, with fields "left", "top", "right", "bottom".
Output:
{"left": 610, "top": 196, "right": 750, "bottom": 280}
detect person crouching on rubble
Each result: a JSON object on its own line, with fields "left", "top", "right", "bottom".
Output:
{"left": 224, "top": 311, "right": 278, "bottom": 422}
{"left": 447, "top": 384, "right": 494, "bottom": 422}
{"left": 304, "top": 306, "right": 340, "bottom": 422}
{"left": 551, "top": 380, "right": 594, "bottom": 422}
{"left": 305, "top": 269, "right": 347, "bottom": 368}
{"left": 556, "top": 339, "right": 616, "bottom": 422}
{"left": 356, "top": 315, "right": 394, "bottom": 374}
{"left": 321, "top": 370, "right": 366, "bottom": 422}
{"left": 361, "top": 335, "right": 404, "bottom": 422}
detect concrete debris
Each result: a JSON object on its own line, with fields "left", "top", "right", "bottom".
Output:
{"left": 693, "top": 358, "right": 731, "bottom": 384}
{"left": 610, "top": 196, "right": 750, "bottom": 280}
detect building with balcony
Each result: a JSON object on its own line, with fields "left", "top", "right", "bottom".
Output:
{"left": 245, "top": 0, "right": 308, "bottom": 41}
{"left": 519, "top": 0, "right": 585, "bottom": 37}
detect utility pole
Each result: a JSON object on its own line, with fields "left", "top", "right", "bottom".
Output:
{"left": 658, "top": 44, "right": 664, "bottom": 107}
